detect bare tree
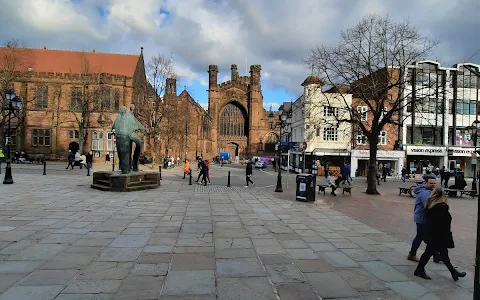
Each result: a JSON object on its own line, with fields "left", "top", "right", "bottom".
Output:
{"left": 0, "top": 40, "right": 34, "bottom": 149}
{"left": 66, "top": 54, "right": 111, "bottom": 154}
{"left": 144, "top": 53, "right": 173, "bottom": 164}
{"left": 305, "top": 14, "right": 440, "bottom": 194}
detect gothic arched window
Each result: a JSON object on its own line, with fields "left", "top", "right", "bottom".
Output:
{"left": 219, "top": 103, "right": 247, "bottom": 137}
{"left": 264, "top": 132, "right": 279, "bottom": 152}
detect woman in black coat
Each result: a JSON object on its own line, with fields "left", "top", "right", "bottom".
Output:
{"left": 245, "top": 159, "right": 254, "bottom": 187}
{"left": 414, "top": 188, "right": 466, "bottom": 281}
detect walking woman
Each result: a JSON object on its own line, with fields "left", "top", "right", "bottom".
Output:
{"left": 205, "top": 160, "right": 211, "bottom": 184}
{"left": 414, "top": 188, "right": 466, "bottom": 281}
{"left": 245, "top": 159, "right": 254, "bottom": 187}
{"left": 183, "top": 159, "right": 191, "bottom": 179}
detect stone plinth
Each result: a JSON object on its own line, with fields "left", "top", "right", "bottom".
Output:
{"left": 91, "top": 171, "right": 160, "bottom": 192}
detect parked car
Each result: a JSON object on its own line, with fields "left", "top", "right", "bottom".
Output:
{"left": 255, "top": 161, "right": 266, "bottom": 169}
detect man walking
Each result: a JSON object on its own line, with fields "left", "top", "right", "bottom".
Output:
{"left": 196, "top": 160, "right": 205, "bottom": 183}
{"left": 341, "top": 162, "right": 351, "bottom": 185}
{"left": 401, "top": 166, "right": 409, "bottom": 183}
{"left": 66, "top": 150, "right": 75, "bottom": 170}
{"left": 245, "top": 159, "right": 254, "bottom": 187}
{"left": 408, "top": 175, "right": 441, "bottom": 262}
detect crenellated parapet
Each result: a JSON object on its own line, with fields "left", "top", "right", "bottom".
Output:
{"left": 250, "top": 65, "right": 261, "bottom": 73}
{"left": 218, "top": 80, "right": 249, "bottom": 92}
{"left": 208, "top": 64, "right": 219, "bottom": 72}
{"left": 6, "top": 70, "right": 132, "bottom": 85}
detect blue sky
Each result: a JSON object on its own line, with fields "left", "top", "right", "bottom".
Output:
{"left": 1, "top": 0, "right": 479, "bottom": 111}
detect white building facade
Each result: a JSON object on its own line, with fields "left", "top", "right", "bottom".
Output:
{"left": 402, "top": 61, "right": 480, "bottom": 177}
{"left": 289, "top": 74, "right": 353, "bottom": 174}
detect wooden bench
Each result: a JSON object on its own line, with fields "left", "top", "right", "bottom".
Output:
{"left": 317, "top": 184, "right": 352, "bottom": 196}
{"left": 444, "top": 188, "right": 477, "bottom": 198}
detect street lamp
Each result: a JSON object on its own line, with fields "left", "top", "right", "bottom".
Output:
{"left": 467, "top": 120, "right": 480, "bottom": 190}
{"left": 111, "top": 128, "right": 116, "bottom": 172}
{"left": 3, "top": 89, "right": 23, "bottom": 184}
{"left": 469, "top": 119, "right": 480, "bottom": 299}
{"left": 269, "top": 109, "right": 290, "bottom": 192}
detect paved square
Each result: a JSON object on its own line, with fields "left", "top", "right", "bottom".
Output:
{"left": 0, "top": 172, "right": 473, "bottom": 299}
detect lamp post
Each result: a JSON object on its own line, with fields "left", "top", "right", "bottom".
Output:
{"left": 269, "top": 109, "right": 290, "bottom": 193}
{"left": 468, "top": 119, "right": 480, "bottom": 299}
{"left": 111, "top": 129, "right": 116, "bottom": 172}
{"left": 3, "top": 89, "right": 23, "bottom": 184}
{"left": 469, "top": 120, "right": 480, "bottom": 191}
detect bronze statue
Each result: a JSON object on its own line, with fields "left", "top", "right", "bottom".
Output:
{"left": 112, "top": 105, "right": 148, "bottom": 174}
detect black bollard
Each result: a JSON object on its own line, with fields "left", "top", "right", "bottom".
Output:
{"left": 227, "top": 171, "right": 231, "bottom": 187}
{"left": 43, "top": 161, "right": 46, "bottom": 175}
{"left": 189, "top": 172, "right": 192, "bottom": 185}
{"left": 159, "top": 165, "right": 162, "bottom": 180}
{"left": 0, "top": 161, "right": 2, "bottom": 174}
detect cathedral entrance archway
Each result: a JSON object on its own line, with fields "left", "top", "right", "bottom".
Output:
{"left": 218, "top": 102, "right": 248, "bottom": 159}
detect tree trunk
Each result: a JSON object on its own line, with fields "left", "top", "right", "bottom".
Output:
{"left": 79, "top": 128, "right": 85, "bottom": 154}
{"left": 366, "top": 135, "right": 380, "bottom": 195}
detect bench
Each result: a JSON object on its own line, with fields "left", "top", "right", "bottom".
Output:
{"left": 398, "top": 187, "right": 412, "bottom": 196}
{"left": 444, "top": 188, "right": 477, "bottom": 198}
{"left": 317, "top": 184, "right": 352, "bottom": 196}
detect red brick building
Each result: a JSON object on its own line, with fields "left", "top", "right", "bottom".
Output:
{"left": 0, "top": 46, "right": 148, "bottom": 161}
{"left": 207, "top": 64, "right": 279, "bottom": 159}
{"left": 157, "top": 64, "right": 280, "bottom": 162}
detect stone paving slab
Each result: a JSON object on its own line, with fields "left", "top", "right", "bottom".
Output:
{"left": 0, "top": 175, "right": 474, "bottom": 299}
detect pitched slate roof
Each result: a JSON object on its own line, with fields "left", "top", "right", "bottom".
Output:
{"left": 0, "top": 46, "right": 140, "bottom": 77}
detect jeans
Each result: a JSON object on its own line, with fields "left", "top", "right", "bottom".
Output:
{"left": 329, "top": 184, "right": 337, "bottom": 193}
{"left": 341, "top": 176, "right": 351, "bottom": 185}
{"left": 401, "top": 175, "right": 406, "bottom": 183}
{"left": 410, "top": 223, "right": 425, "bottom": 256}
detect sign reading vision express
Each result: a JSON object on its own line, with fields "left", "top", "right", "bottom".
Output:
{"left": 406, "top": 146, "right": 446, "bottom": 156}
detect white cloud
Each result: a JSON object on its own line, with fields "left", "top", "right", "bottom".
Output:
{"left": 107, "top": 0, "right": 163, "bottom": 34}
{"left": 1, "top": 0, "right": 479, "bottom": 97}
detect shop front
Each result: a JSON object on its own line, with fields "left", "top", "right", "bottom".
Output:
{"left": 406, "top": 145, "right": 447, "bottom": 174}
{"left": 289, "top": 151, "right": 314, "bottom": 174}
{"left": 312, "top": 149, "right": 350, "bottom": 177}
{"left": 350, "top": 149, "right": 405, "bottom": 178}
{"left": 448, "top": 147, "right": 476, "bottom": 178}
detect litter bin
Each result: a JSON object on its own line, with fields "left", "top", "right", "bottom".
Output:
{"left": 296, "top": 173, "right": 316, "bottom": 202}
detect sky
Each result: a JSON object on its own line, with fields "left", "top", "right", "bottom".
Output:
{"left": 1, "top": 0, "right": 479, "bottom": 111}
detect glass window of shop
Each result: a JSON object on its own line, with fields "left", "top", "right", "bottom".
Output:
{"left": 406, "top": 126, "right": 443, "bottom": 145}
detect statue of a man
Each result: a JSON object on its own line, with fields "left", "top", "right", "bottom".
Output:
{"left": 126, "top": 104, "right": 148, "bottom": 172}
{"left": 112, "top": 105, "right": 148, "bottom": 174}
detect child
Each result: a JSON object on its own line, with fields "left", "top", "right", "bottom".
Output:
{"left": 327, "top": 171, "right": 337, "bottom": 196}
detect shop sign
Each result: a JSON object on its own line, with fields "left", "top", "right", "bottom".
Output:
{"left": 406, "top": 146, "right": 446, "bottom": 156}
{"left": 449, "top": 148, "right": 476, "bottom": 157}
{"left": 351, "top": 150, "right": 405, "bottom": 158}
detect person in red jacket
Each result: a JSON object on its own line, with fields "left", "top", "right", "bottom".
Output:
{"left": 205, "top": 160, "right": 211, "bottom": 184}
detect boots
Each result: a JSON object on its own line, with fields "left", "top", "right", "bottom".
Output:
{"left": 450, "top": 268, "right": 466, "bottom": 281}
{"left": 414, "top": 268, "right": 431, "bottom": 280}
